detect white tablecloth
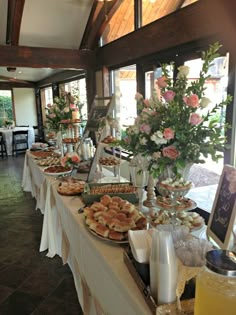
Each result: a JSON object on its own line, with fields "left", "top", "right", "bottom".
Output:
{"left": 22, "top": 152, "right": 153, "bottom": 315}
{"left": 0, "top": 127, "right": 35, "bottom": 155}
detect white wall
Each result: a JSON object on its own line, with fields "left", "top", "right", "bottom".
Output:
{"left": 13, "top": 88, "right": 37, "bottom": 126}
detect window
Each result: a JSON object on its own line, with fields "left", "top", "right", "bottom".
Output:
{"left": 112, "top": 65, "right": 137, "bottom": 135}
{"left": 100, "top": 0, "right": 134, "bottom": 46}
{"left": 142, "top": 0, "right": 198, "bottom": 27}
{"left": 60, "top": 78, "right": 88, "bottom": 122}
{"left": 0, "top": 90, "right": 13, "bottom": 127}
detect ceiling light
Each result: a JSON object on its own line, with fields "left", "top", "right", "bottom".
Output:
{"left": 7, "top": 67, "right": 16, "bottom": 72}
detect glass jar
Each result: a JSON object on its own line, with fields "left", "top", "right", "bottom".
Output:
{"left": 194, "top": 249, "right": 236, "bottom": 315}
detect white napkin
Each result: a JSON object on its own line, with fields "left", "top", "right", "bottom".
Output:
{"left": 128, "top": 229, "right": 153, "bottom": 263}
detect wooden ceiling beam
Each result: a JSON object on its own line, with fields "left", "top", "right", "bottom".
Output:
{"left": 96, "top": 0, "right": 236, "bottom": 69}
{"left": 0, "top": 81, "right": 35, "bottom": 89}
{"left": 6, "top": 0, "right": 25, "bottom": 45}
{"left": 0, "top": 45, "right": 96, "bottom": 69}
{"left": 80, "top": 0, "right": 121, "bottom": 50}
{"left": 36, "top": 70, "right": 85, "bottom": 87}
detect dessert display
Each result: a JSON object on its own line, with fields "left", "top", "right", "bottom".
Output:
{"left": 62, "top": 137, "right": 80, "bottom": 143}
{"left": 89, "top": 183, "right": 136, "bottom": 195}
{"left": 156, "top": 196, "right": 196, "bottom": 211}
{"left": 43, "top": 165, "right": 72, "bottom": 176}
{"left": 99, "top": 156, "right": 120, "bottom": 166}
{"left": 158, "top": 177, "right": 192, "bottom": 193}
{"left": 151, "top": 210, "right": 204, "bottom": 231}
{"left": 84, "top": 195, "right": 147, "bottom": 242}
{"left": 101, "top": 135, "right": 117, "bottom": 144}
{"left": 57, "top": 178, "right": 86, "bottom": 195}
{"left": 30, "top": 151, "right": 60, "bottom": 159}
{"left": 37, "top": 157, "right": 61, "bottom": 166}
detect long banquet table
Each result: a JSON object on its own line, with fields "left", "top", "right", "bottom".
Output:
{"left": 22, "top": 151, "right": 154, "bottom": 315}
{"left": 0, "top": 126, "right": 35, "bottom": 155}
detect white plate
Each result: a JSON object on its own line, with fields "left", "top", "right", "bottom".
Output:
{"left": 43, "top": 166, "right": 72, "bottom": 177}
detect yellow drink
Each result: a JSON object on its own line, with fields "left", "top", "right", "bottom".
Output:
{"left": 194, "top": 268, "right": 236, "bottom": 315}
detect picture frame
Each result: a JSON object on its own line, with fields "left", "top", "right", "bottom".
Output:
{"left": 207, "top": 164, "right": 236, "bottom": 249}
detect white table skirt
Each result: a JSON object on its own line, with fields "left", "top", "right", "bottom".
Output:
{"left": 0, "top": 127, "right": 35, "bottom": 155}
{"left": 22, "top": 152, "right": 153, "bottom": 315}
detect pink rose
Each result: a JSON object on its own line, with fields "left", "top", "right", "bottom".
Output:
{"left": 143, "top": 99, "right": 150, "bottom": 107}
{"left": 70, "top": 103, "right": 76, "bottom": 109}
{"left": 60, "top": 156, "right": 67, "bottom": 167}
{"left": 156, "top": 76, "right": 167, "bottom": 88}
{"left": 189, "top": 113, "right": 202, "bottom": 125}
{"left": 47, "top": 103, "right": 52, "bottom": 108}
{"left": 140, "top": 123, "right": 151, "bottom": 134}
{"left": 71, "top": 154, "right": 80, "bottom": 164}
{"left": 135, "top": 93, "right": 143, "bottom": 101}
{"left": 49, "top": 113, "right": 56, "bottom": 118}
{"left": 162, "top": 90, "right": 176, "bottom": 102}
{"left": 163, "top": 128, "right": 175, "bottom": 140}
{"left": 184, "top": 94, "right": 199, "bottom": 108}
{"left": 162, "top": 145, "right": 180, "bottom": 160}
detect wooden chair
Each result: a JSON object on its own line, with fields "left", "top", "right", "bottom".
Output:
{"left": 0, "top": 132, "right": 7, "bottom": 158}
{"left": 12, "top": 130, "right": 28, "bottom": 157}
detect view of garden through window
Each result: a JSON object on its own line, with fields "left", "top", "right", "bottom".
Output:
{"left": 0, "top": 90, "right": 13, "bottom": 127}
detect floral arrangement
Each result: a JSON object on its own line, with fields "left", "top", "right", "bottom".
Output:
{"left": 60, "top": 152, "right": 81, "bottom": 168}
{"left": 119, "top": 42, "right": 232, "bottom": 178}
{"left": 45, "top": 92, "right": 81, "bottom": 131}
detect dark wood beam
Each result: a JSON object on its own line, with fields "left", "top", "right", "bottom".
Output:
{"left": 6, "top": 0, "right": 25, "bottom": 45}
{"left": 80, "top": 0, "right": 121, "bottom": 50}
{"left": 96, "top": 0, "right": 236, "bottom": 69}
{"left": 0, "top": 45, "right": 96, "bottom": 69}
{"left": 0, "top": 81, "right": 35, "bottom": 89}
{"left": 36, "top": 70, "right": 85, "bottom": 87}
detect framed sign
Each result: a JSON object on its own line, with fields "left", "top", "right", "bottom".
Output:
{"left": 207, "top": 164, "right": 236, "bottom": 249}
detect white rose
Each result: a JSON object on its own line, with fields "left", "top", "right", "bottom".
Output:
{"left": 63, "top": 107, "right": 70, "bottom": 113}
{"left": 200, "top": 97, "right": 211, "bottom": 108}
{"left": 177, "top": 65, "right": 190, "bottom": 78}
{"left": 139, "top": 137, "right": 147, "bottom": 145}
{"left": 150, "top": 131, "right": 167, "bottom": 145}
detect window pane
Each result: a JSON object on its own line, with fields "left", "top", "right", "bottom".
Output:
{"left": 0, "top": 90, "right": 13, "bottom": 127}
{"left": 142, "top": 0, "right": 198, "bottom": 27}
{"left": 112, "top": 65, "right": 137, "bottom": 134}
{"left": 184, "top": 54, "right": 229, "bottom": 174}
{"left": 100, "top": 0, "right": 134, "bottom": 46}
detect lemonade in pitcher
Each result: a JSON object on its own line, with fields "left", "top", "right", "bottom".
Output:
{"left": 194, "top": 250, "right": 236, "bottom": 315}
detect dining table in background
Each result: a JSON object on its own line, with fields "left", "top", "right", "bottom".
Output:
{"left": 0, "top": 126, "right": 35, "bottom": 155}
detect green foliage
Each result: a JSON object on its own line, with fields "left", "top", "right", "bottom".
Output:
{"left": 0, "top": 95, "right": 13, "bottom": 126}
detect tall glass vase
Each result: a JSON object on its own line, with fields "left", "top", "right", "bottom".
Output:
{"left": 129, "top": 154, "right": 149, "bottom": 213}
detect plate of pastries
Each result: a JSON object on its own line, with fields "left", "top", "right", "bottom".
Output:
{"left": 57, "top": 178, "right": 86, "bottom": 196}
{"left": 151, "top": 210, "right": 204, "bottom": 231}
{"left": 43, "top": 165, "right": 72, "bottom": 176}
{"left": 98, "top": 156, "right": 120, "bottom": 166}
{"left": 156, "top": 196, "right": 197, "bottom": 212}
{"left": 37, "top": 156, "right": 61, "bottom": 167}
{"left": 84, "top": 195, "right": 147, "bottom": 243}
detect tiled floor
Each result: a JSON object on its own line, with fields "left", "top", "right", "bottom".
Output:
{"left": 0, "top": 155, "right": 83, "bottom": 315}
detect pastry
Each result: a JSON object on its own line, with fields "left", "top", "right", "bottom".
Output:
{"left": 84, "top": 195, "right": 146, "bottom": 241}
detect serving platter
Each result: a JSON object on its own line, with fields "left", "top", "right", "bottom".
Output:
{"left": 151, "top": 210, "right": 205, "bottom": 231}
{"left": 83, "top": 195, "right": 147, "bottom": 243}
{"left": 85, "top": 224, "right": 128, "bottom": 244}
{"left": 57, "top": 178, "right": 86, "bottom": 196}
{"left": 43, "top": 165, "right": 72, "bottom": 176}
{"left": 156, "top": 196, "right": 197, "bottom": 212}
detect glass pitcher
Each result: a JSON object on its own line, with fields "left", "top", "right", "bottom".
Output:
{"left": 194, "top": 249, "right": 236, "bottom": 315}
